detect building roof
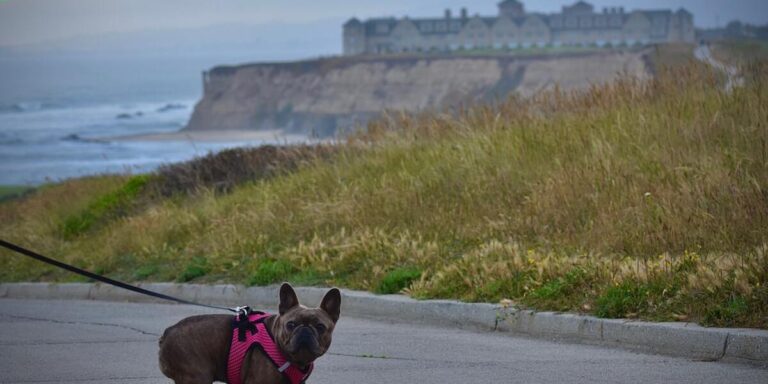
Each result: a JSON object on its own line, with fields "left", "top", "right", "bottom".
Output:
{"left": 344, "top": 18, "right": 362, "bottom": 27}
{"left": 363, "top": 18, "right": 398, "bottom": 36}
{"left": 548, "top": 13, "right": 625, "bottom": 31}
{"left": 352, "top": 2, "right": 689, "bottom": 38}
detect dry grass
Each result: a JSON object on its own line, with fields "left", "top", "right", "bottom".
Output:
{"left": 712, "top": 39, "right": 768, "bottom": 66}
{"left": 1, "top": 60, "right": 767, "bottom": 328}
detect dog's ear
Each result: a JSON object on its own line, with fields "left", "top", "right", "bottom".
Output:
{"left": 320, "top": 288, "right": 341, "bottom": 323}
{"left": 279, "top": 283, "right": 300, "bottom": 315}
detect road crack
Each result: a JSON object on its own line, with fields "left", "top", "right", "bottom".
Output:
{"left": 0, "top": 313, "right": 159, "bottom": 337}
{"left": 329, "top": 352, "right": 419, "bottom": 361}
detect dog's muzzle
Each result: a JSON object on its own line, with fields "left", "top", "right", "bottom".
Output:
{"left": 295, "top": 326, "right": 318, "bottom": 348}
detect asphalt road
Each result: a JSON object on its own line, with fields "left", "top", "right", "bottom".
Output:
{"left": 1, "top": 298, "right": 766, "bottom": 384}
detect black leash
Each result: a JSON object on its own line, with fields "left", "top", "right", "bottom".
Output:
{"left": 0, "top": 239, "right": 239, "bottom": 313}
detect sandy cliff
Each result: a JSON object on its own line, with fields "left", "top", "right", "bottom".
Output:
{"left": 184, "top": 51, "right": 649, "bottom": 135}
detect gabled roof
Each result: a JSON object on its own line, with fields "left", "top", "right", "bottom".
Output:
{"left": 363, "top": 18, "right": 398, "bottom": 36}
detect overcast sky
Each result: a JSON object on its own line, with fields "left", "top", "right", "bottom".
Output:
{"left": 1, "top": 0, "right": 767, "bottom": 47}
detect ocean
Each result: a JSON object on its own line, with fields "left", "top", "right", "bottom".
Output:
{"left": 0, "top": 54, "right": 294, "bottom": 186}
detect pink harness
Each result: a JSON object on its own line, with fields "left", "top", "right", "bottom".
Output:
{"left": 227, "top": 310, "right": 313, "bottom": 384}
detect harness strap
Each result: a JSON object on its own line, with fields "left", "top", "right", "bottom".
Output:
{"left": 235, "top": 309, "right": 257, "bottom": 342}
{"left": 227, "top": 312, "right": 313, "bottom": 384}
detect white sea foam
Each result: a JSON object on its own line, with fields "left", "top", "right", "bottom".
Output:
{"left": 0, "top": 98, "right": 292, "bottom": 186}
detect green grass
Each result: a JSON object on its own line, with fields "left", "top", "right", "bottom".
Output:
{"left": 376, "top": 267, "right": 422, "bottom": 294}
{"left": 1, "top": 61, "right": 767, "bottom": 328}
{"left": 0, "top": 185, "right": 33, "bottom": 202}
{"left": 524, "top": 268, "right": 590, "bottom": 312}
{"left": 60, "top": 175, "right": 151, "bottom": 239}
{"left": 178, "top": 256, "right": 209, "bottom": 282}
{"left": 704, "top": 296, "right": 750, "bottom": 327}
{"left": 249, "top": 259, "right": 297, "bottom": 286}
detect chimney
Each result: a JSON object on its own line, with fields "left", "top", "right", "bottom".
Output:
{"left": 445, "top": 9, "right": 452, "bottom": 19}
{"left": 461, "top": 8, "right": 468, "bottom": 20}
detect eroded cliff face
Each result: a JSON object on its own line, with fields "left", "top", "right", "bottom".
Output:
{"left": 184, "top": 51, "right": 649, "bottom": 135}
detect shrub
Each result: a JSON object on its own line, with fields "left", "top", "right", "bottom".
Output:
{"left": 249, "top": 259, "right": 297, "bottom": 286}
{"left": 595, "top": 282, "right": 649, "bottom": 318}
{"left": 376, "top": 267, "right": 422, "bottom": 294}
{"left": 704, "top": 297, "right": 750, "bottom": 327}
{"left": 178, "top": 256, "right": 209, "bottom": 282}
{"left": 150, "top": 145, "right": 338, "bottom": 196}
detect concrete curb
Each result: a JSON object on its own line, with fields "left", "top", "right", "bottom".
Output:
{"left": 1, "top": 282, "right": 765, "bottom": 366}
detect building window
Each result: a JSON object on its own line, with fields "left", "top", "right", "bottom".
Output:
{"left": 595, "top": 17, "right": 606, "bottom": 27}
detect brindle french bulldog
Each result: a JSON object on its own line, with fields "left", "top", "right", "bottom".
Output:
{"left": 158, "top": 283, "right": 341, "bottom": 384}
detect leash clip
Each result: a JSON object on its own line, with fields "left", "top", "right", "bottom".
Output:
{"left": 233, "top": 306, "right": 251, "bottom": 319}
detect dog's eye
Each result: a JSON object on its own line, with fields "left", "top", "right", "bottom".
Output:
{"left": 314, "top": 323, "right": 326, "bottom": 334}
{"left": 286, "top": 321, "right": 297, "bottom": 331}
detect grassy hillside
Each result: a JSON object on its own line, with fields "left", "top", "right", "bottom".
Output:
{"left": 2, "top": 61, "right": 767, "bottom": 328}
{"left": 713, "top": 38, "right": 768, "bottom": 65}
{"left": 0, "top": 186, "right": 34, "bottom": 202}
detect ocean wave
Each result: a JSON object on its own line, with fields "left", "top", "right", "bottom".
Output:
{"left": 0, "top": 136, "right": 24, "bottom": 145}
{"left": 0, "top": 100, "right": 189, "bottom": 116}
{"left": 61, "top": 133, "right": 117, "bottom": 145}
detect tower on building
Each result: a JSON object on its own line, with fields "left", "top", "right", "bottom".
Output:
{"left": 498, "top": 0, "right": 525, "bottom": 18}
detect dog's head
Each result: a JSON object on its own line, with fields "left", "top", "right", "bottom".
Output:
{"left": 272, "top": 283, "right": 341, "bottom": 367}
